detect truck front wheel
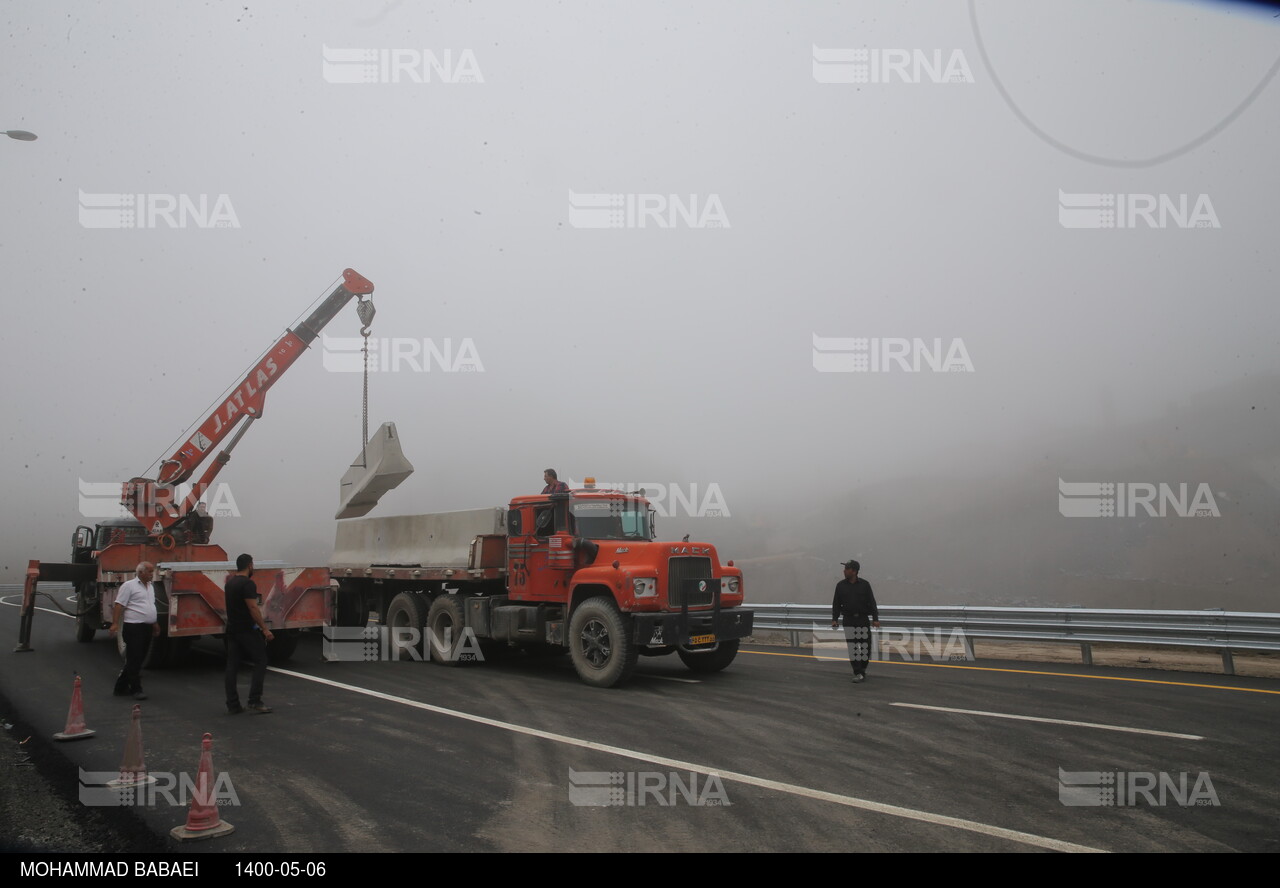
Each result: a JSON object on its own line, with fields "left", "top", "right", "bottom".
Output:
{"left": 568, "top": 597, "right": 638, "bottom": 688}
{"left": 75, "top": 582, "right": 100, "bottom": 642}
{"left": 676, "top": 639, "right": 740, "bottom": 674}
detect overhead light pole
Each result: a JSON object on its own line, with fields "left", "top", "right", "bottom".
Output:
{"left": 3, "top": 130, "right": 38, "bottom": 141}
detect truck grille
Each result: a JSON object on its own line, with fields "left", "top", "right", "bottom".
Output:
{"left": 667, "top": 557, "right": 713, "bottom": 608}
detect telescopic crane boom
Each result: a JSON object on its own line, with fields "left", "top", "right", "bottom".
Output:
{"left": 122, "top": 268, "right": 374, "bottom": 538}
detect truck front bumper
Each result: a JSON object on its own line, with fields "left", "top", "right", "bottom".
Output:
{"left": 631, "top": 608, "right": 753, "bottom": 647}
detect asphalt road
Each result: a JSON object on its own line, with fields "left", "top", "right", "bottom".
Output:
{"left": 3, "top": 591, "right": 1278, "bottom": 853}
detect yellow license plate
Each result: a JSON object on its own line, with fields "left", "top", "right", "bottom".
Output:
{"left": 689, "top": 634, "right": 715, "bottom": 645}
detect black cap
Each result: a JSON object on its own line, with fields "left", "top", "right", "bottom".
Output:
{"left": 842, "top": 560, "right": 860, "bottom": 572}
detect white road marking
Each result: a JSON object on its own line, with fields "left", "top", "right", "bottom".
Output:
{"left": 0, "top": 594, "right": 74, "bottom": 619}
{"left": 269, "top": 666, "right": 1105, "bottom": 853}
{"left": 891, "top": 702, "right": 1203, "bottom": 740}
{"left": 640, "top": 674, "right": 701, "bottom": 684}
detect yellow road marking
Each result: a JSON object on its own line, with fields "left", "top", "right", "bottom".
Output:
{"left": 740, "top": 647, "right": 1280, "bottom": 695}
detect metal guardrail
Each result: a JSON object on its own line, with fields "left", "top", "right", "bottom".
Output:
{"left": 745, "top": 604, "right": 1280, "bottom": 675}
{"left": 8, "top": 588, "right": 1277, "bottom": 676}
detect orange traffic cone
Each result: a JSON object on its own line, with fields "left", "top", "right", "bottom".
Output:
{"left": 107, "top": 704, "right": 155, "bottom": 789}
{"left": 53, "top": 673, "right": 96, "bottom": 741}
{"left": 170, "top": 733, "right": 235, "bottom": 841}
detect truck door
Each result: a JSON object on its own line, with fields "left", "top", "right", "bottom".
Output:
{"left": 507, "top": 502, "right": 572, "bottom": 603}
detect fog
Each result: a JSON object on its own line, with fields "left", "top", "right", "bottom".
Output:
{"left": 3, "top": 1, "right": 1278, "bottom": 611}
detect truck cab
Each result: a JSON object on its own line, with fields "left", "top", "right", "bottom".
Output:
{"left": 501, "top": 486, "right": 751, "bottom": 685}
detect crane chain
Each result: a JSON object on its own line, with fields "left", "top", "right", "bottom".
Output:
{"left": 357, "top": 296, "right": 375, "bottom": 468}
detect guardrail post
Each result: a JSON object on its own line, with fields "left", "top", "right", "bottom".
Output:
{"left": 1220, "top": 649, "right": 1235, "bottom": 675}
{"left": 1080, "top": 643, "right": 1092, "bottom": 666}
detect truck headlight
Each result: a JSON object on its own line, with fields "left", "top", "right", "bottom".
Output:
{"left": 725, "top": 577, "right": 740, "bottom": 594}
{"left": 633, "top": 578, "right": 657, "bottom": 597}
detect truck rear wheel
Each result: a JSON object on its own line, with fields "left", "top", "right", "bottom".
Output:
{"left": 334, "top": 582, "right": 368, "bottom": 627}
{"left": 568, "top": 597, "right": 638, "bottom": 688}
{"left": 676, "top": 639, "right": 740, "bottom": 674}
{"left": 266, "top": 629, "right": 299, "bottom": 664}
{"left": 75, "top": 583, "right": 99, "bottom": 643}
{"left": 116, "top": 624, "right": 189, "bottom": 669}
{"left": 386, "top": 593, "right": 427, "bottom": 661}
{"left": 427, "top": 595, "right": 470, "bottom": 666}
{"left": 159, "top": 637, "right": 192, "bottom": 668}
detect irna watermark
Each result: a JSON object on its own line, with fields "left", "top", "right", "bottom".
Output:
{"left": 567, "top": 480, "right": 730, "bottom": 518}
{"left": 812, "top": 334, "right": 973, "bottom": 373}
{"left": 568, "top": 191, "right": 730, "bottom": 229}
{"left": 321, "top": 46, "right": 483, "bottom": 84}
{"left": 1058, "top": 479, "right": 1220, "bottom": 518}
{"left": 79, "top": 479, "right": 240, "bottom": 520}
{"left": 78, "top": 768, "right": 239, "bottom": 808}
{"left": 321, "top": 335, "right": 484, "bottom": 373}
{"left": 1058, "top": 190, "right": 1220, "bottom": 229}
{"left": 819, "top": 625, "right": 973, "bottom": 662}
{"left": 812, "top": 45, "right": 974, "bottom": 84}
{"left": 568, "top": 769, "right": 730, "bottom": 807}
{"left": 322, "top": 624, "right": 485, "bottom": 663}
{"left": 1058, "top": 768, "right": 1219, "bottom": 807}
{"left": 78, "top": 191, "right": 240, "bottom": 229}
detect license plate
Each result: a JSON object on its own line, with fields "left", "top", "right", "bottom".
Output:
{"left": 689, "top": 633, "right": 715, "bottom": 645}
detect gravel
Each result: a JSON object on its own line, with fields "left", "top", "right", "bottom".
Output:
{"left": 0, "top": 692, "right": 166, "bottom": 853}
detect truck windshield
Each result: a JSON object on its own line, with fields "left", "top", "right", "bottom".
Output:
{"left": 571, "top": 499, "right": 651, "bottom": 540}
{"left": 95, "top": 523, "right": 149, "bottom": 548}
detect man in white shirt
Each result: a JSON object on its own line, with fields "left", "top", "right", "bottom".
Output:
{"left": 111, "top": 562, "right": 160, "bottom": 700}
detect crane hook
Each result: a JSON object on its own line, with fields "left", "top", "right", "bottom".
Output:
{"left": 356, "top": 296, "right": 376, "bottom": 337}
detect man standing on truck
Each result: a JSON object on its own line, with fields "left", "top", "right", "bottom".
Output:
{"left": 542, "top": 468, "right": 570, "bottom": 494}
{"left": 111, "top": 562, "right": 160, "bottom": 700}
{"left": 224, "top": 554, "right": 275, "bottom": 714}
{"left": 831, "top": 560, "right": 880, "bottom": 683}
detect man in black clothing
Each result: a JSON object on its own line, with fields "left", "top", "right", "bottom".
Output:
{"left": 224, "top": 554, "right": 275, "bottom": 714}
{"left": 831, "top": 559, "right": 880, "bottom": 683}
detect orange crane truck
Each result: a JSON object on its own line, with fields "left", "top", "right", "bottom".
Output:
{"left": 16, "top": 269, "right": 377, "bottom": 666}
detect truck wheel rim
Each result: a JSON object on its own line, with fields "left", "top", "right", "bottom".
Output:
{"left": 579, "top": 619, "right": 611, "bottom": 667}
{"left": 433, "top": 615, "right": 454, "bottom": 648}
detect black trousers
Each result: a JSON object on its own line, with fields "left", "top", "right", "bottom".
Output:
{"left": 225, "top": 629, "right": 269, "bottom": 707}
{"left": 842, "top": 617, "right": 872, "bottom": 675}
{"left": 114, "top": 622, "right": 153, "bottom": 694}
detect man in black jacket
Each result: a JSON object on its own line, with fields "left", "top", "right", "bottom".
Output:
{"left": 224, "top": 554, "right": 275, "bottom": 714}
{"left": 831, "top": 560, "right": 880, "bottom": 683}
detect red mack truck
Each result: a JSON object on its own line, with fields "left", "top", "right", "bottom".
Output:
{"left": 330, "top": 483, "right": 753, "bottom": 687}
